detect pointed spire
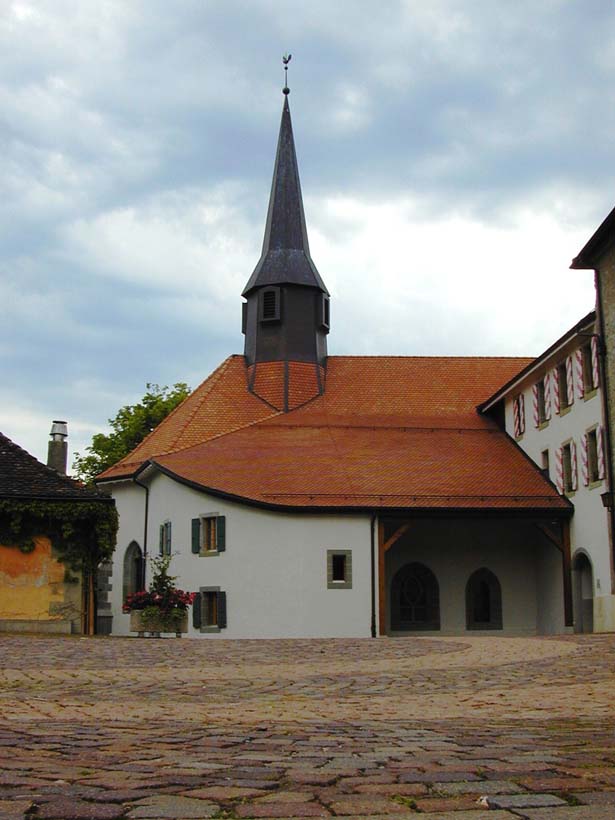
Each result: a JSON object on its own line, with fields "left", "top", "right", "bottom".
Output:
{"left": 242, "top": 90, "right": 328, "bottom": 296}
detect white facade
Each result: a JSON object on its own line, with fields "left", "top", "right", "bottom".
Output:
{"left": 106, "top": 468, "right": 569, "bottom": 638}
{"left": 500, "top": 316, "right": 614, "bottom": 632}
{"left": 108, "top": 472, "right": 374, "bottom": 639}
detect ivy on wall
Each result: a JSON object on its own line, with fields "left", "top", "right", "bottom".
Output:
{"left": 0, "top": 499, "right": 118, "bottom": 572}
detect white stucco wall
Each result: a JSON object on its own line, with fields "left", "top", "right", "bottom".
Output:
{"left": 109, "top": 473, "right": 373, "bottom": 639}
{"left": 503, "top": 322, "right": 615, "bottom": 632}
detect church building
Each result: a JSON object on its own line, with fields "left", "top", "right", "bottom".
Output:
{"left": 98, "top": 87, "right": 577, "bottom": 638}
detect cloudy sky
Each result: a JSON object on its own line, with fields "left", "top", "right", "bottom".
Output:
{"left": 1, "top": 0, "right": 612, "bottom": 467}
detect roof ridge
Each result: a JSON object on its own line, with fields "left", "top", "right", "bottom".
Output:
{"left": 152, "top": 408, "right": 285, "bottom": 460}
{"left": 107, "top": 356, "right": 235, "bottom": 471}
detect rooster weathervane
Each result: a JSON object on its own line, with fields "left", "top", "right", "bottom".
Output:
{"left": 283, "top": 53, "right": 291, "bottom": 95}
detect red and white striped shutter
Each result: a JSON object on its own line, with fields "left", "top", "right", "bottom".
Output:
{"left": 555, "top": 446, "right": 564, "bottom": 494}
{"left": 566, "top": 356, "right": 574, "bottom": 405}
{"left": 519, "top": 393, "right": 525, "bottom": 434}
{"left": 597, "top": 425, "right": 606, "bottom": 480}
{"left": 552, "top": 367, "right": 560, "bottom": 414}
{"left": 591, "top": 336, "right": 600, "bottom": 388}
{"left": 581, "top": 434, "right": 589, "bottom": 486}
{"left": 571, "top": 440, "right": 578, "bottom": 491}
{"left": 544, "top": 372, "right": 552, "bottom": 420}
{"left": 513, "top": 397, "right": 520, "bottom": 437}
{"left": 575, "top": 348, "right": 585, "bottom": 399}
{"left": 532, "top": 383, "right": 539, "bottom": 428}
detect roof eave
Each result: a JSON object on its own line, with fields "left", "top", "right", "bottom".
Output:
{"left": 148, "top": 459, "right": 571, "bottom": 517}
{"left": 571, "top": 204, "right": 615, "bottom": 269}
{"left": 478, "top": 310, "right": 596, "bottom": 413}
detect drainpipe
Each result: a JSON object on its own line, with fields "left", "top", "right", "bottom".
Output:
{"left": 133, "top": 473, "right": 149, "bottom": 590}
{"left": 595, "top": 270, "right": 615, "bottom": 594}
{"left": 370, "top": 512, "right": 377, "bottom": 638}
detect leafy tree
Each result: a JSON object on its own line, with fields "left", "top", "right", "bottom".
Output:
{"left": 73, "top": 383, "right": 190, "bottom": 484}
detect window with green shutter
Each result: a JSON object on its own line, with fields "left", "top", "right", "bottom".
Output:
{"left": 159, "top": 521, "right": 172, "bottom": 556}
{"left": 193, "top": 587, "right": 227, "bottom": 632}
{"left": 192, "top": 514, "right": 226, "bottom": 555}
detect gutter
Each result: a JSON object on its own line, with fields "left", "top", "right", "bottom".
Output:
{"left": 370, "top": 512, "right": 377, "bottom": 638}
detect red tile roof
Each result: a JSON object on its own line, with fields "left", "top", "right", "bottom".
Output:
{"left": 98, "top": 354, "right": 569, "bottom": 513}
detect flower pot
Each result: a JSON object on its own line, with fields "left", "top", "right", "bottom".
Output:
{"left": 129, "top": 609, "right": 188, "bottom": 638}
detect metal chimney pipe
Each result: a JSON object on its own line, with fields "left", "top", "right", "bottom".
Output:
{"left": 47, "top": 420, "right": 68, "bottom": 474}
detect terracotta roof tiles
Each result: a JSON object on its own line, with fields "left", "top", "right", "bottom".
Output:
{"left": 98, "top": 353, "right": 568, "bottom": 513}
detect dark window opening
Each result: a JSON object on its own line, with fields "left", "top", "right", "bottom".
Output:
{"left": 541, "top": 448, "right": 550, "bottom": 479}
{"left": 321, "top": 295, "right": 330, "bottom": 330}
{"left": 466, "top": 568, "right": 502, "bottom": 630}
{"left": 332, "top": 553, "right": 346, "bottom": 582}
{"left": 203, "top": 591, "right": 218, "bottom": 627}
{"left": 563, "top": 443, "right": 574, "bottom": 493}
{"left": 537, "top": 378, "right": 547, "bottom": 423}
{"left": 558, "top": 362, "right": 570, "bottom": 409}
{"left": 582, "top": 343, "right": 596, "bottom": 392}
{"left": 260, "top": 288, "right": 280, "bottom": 322}
{"left": 588, "top": 429, "right": 600, "bottom": 483}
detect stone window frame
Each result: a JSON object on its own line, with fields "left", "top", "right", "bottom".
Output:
{"left": 197, "top": 586, "right": 227, "bottom": 633}
{"left": 327, "top": 549, "right": 352, "bottom": 589}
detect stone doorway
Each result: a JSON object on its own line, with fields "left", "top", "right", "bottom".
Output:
{"left": 572, "top": 551, "right": 594, "bottom": 634}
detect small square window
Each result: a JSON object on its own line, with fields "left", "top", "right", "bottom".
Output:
{"left": 327, "top": 550, "right": 352, "bottom": 589}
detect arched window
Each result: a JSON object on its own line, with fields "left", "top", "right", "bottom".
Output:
{"left": 466, "top": 568, "right": 502, "bottom": 630}
{"left": 391, "top": 563, "right": 440, "bottom": 630}
{"left": 122, "top": 541, "right": 144, "bottom": 603}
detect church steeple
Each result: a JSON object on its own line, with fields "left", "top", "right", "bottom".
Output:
{"left": 242, "top": 94, "right": 329, "bottom": 298}
{"left": 242, "top": 66, "right": 329, "bottom": 412}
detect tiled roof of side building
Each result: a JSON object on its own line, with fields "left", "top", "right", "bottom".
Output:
{"left": 0, "top": 432, "right": 110, "bottom": 500}
{"left": 97, "top": 353, "right": 568, "bottom": 514}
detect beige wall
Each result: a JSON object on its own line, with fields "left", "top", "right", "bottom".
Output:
{"left": 0, "top": 536, "right": 82, "bottom": 633}
{"left": 596, "top": 243, "right": 615, "bottom": 602}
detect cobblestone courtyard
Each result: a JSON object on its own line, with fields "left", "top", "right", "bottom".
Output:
{"left": 1, "top": 634, "right": 615, "bottom": 819}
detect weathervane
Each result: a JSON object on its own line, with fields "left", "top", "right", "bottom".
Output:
{"left": 282, "top": 53, "right": 292, "bottom": 95}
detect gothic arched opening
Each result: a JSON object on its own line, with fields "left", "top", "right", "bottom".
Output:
{"left": 465, "top": 568, "right": 502, "bottom": 630}
{"left": 122, "top": 541, "right": 144, "bottom": 603}
{"left": 391, "top": 562, "right": 440, "bottom": 631}
{"left": 572, "top": 551, "right": 594, "bottom": 634}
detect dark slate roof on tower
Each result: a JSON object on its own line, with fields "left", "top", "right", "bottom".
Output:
{"left": 0, "top": 432, "right": 109, "bottom": 500}
{"left": 242, "top": 95, "right": 329, "bottom": 296}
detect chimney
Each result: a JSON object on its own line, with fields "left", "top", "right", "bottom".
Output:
{"left": 47, "top": 420, "right": 68, "bottom": 475}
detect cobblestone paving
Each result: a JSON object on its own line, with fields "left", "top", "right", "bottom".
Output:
{"left": 1, "top": 634, "right": 615, "bottom": 818}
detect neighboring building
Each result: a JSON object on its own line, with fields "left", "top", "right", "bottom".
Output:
{"left": 0, "top": 425, "right": 116, "bottom": 635}
{"left": 98, "top": 90, "right": 574, "bottom": 639}
{"left": 479, "top": 312, "right": 613, "bottom": 632}
{"left": 571, "top": 208, "right": 615, "bottom": 634}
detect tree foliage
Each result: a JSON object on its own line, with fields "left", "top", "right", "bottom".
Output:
{"left": 73, "top": 383, "right": 191, "bottom": 483}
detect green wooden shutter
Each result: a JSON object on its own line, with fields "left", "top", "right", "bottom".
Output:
{"left": 217, "top": 591, "right": 227, "bottom": 628}
{"left": 192, "top": 592, "right": 202, "bottom": 629}
{"left": 216, "top": 516, "right": 226, "bottom": 552}
{"left": 166, "top": 521, "right": 172, "bottom": 555}
{"left": 191, "top": 518, "right": 201, "bottom": 554}
{"left": 159, "top": 524, "right": 164, "bottom": 556}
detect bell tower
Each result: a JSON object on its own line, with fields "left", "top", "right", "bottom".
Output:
{"left": 242, "top": 61, "right": 329, "bottom": 411}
